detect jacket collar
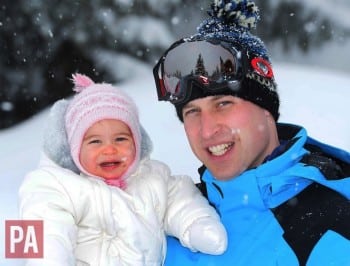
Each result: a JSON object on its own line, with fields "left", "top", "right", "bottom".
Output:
{"left": 203, "top": 123, "right": 350, "bottom": 210}
{"left": 202, "top": 123, "right": 313, "bottom": 210}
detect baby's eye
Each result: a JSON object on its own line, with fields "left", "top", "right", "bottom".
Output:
{"left": 115, "top": 137, "right": 128, "bottom": 142}
{"left": 88, "top": 139, "right": 101, "bottom": 144}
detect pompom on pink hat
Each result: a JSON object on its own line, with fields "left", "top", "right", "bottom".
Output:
{"left": 65, "top": 73, "right": 141, "bottom": 188}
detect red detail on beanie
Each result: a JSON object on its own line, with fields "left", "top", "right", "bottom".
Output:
{"left": 251, "top": 57, "right": 274, "bottom": 79}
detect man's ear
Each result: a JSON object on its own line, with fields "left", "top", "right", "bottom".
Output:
{"left": 264, "top": 109, "right": 275, "bottom": 124}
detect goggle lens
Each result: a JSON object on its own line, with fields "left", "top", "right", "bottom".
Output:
{"left": 154, "top": 39, "right": 244, "bottom": 104}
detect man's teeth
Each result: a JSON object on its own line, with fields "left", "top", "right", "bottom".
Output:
{"left": 208, "top": 143, "right": 232, "bottom": 156}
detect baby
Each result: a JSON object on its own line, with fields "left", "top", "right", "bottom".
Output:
{"left": 19, "top": 73, "right": 227, "bottom": 265}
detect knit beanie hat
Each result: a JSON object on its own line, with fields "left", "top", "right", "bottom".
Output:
{"left": 174, "top": 0, "right": 280, "bottom": 121}
{"left": 65, "top": 73, "right": 141, "bottom": 185}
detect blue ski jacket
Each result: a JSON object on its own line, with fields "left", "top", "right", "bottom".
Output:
{"left": 165, "top": 123, "right": 350, "bottom": 266}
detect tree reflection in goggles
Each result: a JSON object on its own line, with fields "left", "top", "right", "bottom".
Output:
{"left": 153, "top": 38, "right": 246, "bottom": 105}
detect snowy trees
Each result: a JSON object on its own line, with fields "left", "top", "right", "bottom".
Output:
{"left": 0, "top": 0, "right": 349, "bottom": 129}
{"left": 0, "top": 0, "right": 186, "bottom": 128}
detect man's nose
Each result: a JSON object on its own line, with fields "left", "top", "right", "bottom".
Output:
{"left": 200, "top": 111, "right": 220, "bottom": 140}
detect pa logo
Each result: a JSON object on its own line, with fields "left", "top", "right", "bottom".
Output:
{"left": 5, "top": 220, "right": 44, "bottom": 258}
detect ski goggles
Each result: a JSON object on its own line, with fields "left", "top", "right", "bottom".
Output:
{"left": 153, "top": 37, "right": 248, "bottom": 105}
{"left": 153, "top": 37, "right": 274, "bottom": 105}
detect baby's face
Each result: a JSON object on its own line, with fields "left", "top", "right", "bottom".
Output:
{"left": 79, "top": 119, "right": 136, "bottom": 179}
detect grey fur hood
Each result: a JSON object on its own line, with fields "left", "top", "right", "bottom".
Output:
{"left": 43, "top": 99, "right": 153, "bottom": 173}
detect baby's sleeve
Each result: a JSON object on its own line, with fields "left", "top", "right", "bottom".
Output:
{"left": 18, "top": 169, "right": 78, "bottom": 265}
{"left": 164, "top": 175, "right": 227, "bottom": 255}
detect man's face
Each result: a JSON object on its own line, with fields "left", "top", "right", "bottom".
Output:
{"left": 182, "top": 95, "right": 279, "bottom": 180}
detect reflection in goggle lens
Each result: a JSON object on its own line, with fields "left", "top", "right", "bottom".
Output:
{"left": 154, "top": 39, "right": 244, "bottom": 104}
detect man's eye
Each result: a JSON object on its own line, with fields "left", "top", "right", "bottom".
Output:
{"left": 183, "top": 108, "right": 198, "bottom": 117}
{"left": 218, "top": 100, "right": 232, "bottom": 107}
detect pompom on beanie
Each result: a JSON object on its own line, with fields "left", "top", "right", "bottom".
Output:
{"left": 174, "top": 0, "right": 280, "bottom": 121}
{"left": 65, "top": 73, "right": 141, "bottom": 187}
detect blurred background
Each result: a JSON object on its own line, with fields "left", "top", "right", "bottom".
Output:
{"left": 1, "top": 0, "right": 350, "bottom": 129}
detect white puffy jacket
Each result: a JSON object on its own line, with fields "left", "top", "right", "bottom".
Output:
{"left": 20, "top": 154, "right": 225, "bottom": 266}
{"left": 18, "top": 99, "right": 226, "bottom": 266}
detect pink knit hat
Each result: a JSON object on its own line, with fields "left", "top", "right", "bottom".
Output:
{"left": 65, "top": 73, "right": 141, "bottom": 187}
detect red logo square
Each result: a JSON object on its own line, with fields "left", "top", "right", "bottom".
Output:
{"left": 5, "top": 220, "right": 44, "bottom": 258}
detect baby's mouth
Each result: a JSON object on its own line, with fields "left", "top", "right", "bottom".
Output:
{"left": 100, "top": 161, "right": 120, "bottom": 167}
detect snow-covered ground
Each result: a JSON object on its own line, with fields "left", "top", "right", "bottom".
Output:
{"left": 1, "top": 62, "right": 349, "bottom": 265}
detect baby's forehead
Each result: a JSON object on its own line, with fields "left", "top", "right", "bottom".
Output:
{"left": 89, "top": 118, "right": 130, "bottom": 129}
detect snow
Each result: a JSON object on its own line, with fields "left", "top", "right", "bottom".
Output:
{"left": 271, "top": 39, "right": 350, "bottom": 75}
{"left": 268, "top": 0, "right": 350, "bottom": 28}
{"left": 100, "top": 14, "right": 175, "bottom": 48}
{"left": 302, "top": 0, "right": 350, "bottom": 28}
{"left": 1, "top": 62, "right": 349, "bottom": 264}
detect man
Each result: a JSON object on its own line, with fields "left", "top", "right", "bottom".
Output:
{"left": 153, "top": 0, "right": 350, "bottom": 265}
